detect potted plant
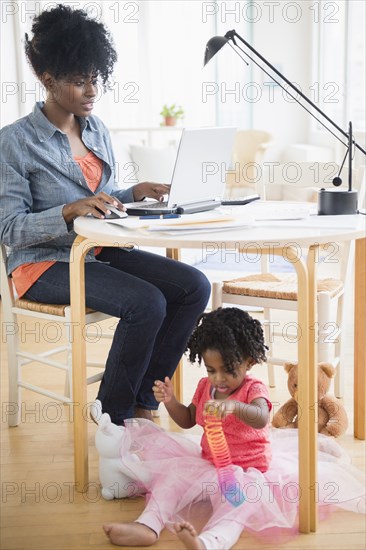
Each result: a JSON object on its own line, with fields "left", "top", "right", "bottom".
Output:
{"left": 160, "top": 104, "right": 184, "bottom": 126}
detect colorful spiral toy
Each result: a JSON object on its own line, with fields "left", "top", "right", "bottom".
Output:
{"left": 204, "top": 406, "right": 246, "bottom": 507}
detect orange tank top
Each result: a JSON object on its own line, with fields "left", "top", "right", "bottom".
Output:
{"left": 12, "top": 151, "right": 103, "bottom": 298}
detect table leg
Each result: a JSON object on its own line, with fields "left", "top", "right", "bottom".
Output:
{"left": 291, "top": 247, "right": 311, "bottom": 533}
{"left": 307, "top": 245, "right": 318, "bottom": 532}
{"left": 166, "top": 248, "right": 183, "bottom": 401}
{"left": 243, "top": 244, "right": 317, "bottom": 533}
{"left": 354, "top": 237, "right": 366, "bottom": 439}
{"left": 70, "top": 235, "right": 90, "bottom": 491}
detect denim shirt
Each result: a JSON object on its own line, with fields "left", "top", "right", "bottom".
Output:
{"left": 0, "top": 102, "right": 135, "bottom": 275}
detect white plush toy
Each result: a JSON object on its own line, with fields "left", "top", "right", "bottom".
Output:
{"left": 95, "top": 413, "right": 150, "bottom": 500}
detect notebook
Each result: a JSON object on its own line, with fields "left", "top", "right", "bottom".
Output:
{"left": 123, "top": 127, "right": 236, "bottom": 215}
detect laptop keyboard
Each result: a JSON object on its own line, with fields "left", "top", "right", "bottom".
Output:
{"left": 141, "top": 201, "right": 169, "bottom": 208}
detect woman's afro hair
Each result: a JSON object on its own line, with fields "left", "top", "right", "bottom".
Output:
{"left": 25, "top": 4, "right": 117, "bottom": 89}
{"left": 186, "top": 307, "right": 267, "bottom": 376}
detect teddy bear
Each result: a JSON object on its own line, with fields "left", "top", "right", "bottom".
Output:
{"left": 272, "top": 362, "right": 348, "bottom": 437}
{"left": 95, "top": 413, "right": 151, "bottom": 500}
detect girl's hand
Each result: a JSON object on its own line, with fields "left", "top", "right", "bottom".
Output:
{"left": 132, "top": 182, "right": 171, "bottom": 202}
{"left": 62, "top": 192, "right": 125, "bottom": 223}
{"left": 153, "top": 376, "right": 174, "bottom": 403}
{"left": 203, "top": 399, "right": 237, "bottom": 420}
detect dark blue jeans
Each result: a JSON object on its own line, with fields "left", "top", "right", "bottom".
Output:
{"left": 24, "top": 247, "right": 211, "bottom": 424}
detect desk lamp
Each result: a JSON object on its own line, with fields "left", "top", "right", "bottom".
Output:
{"left": 204, "top": 30, "right": 366, "bottom": 215}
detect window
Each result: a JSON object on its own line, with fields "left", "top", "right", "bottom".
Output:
{"left": 346, "top": 1, "right": 366, "bottom": 131}
{"left": 313, "top": 0, "right": 365, "bottom": 133}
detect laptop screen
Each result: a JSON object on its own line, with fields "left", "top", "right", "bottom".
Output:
{"left": 167, "top": 127, "right": 236, "bottom": 207}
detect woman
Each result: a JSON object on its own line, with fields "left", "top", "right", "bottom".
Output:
{"left": 0, "top": 4, "right": 211, "bottom": 425}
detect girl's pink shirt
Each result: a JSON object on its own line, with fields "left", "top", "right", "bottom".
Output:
{"left": 192, "top": 375, "right": 272, "bottom": 472}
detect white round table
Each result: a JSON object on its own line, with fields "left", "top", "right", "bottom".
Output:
{"left": 70, "top": 212, "right": 365, "bottom": 534}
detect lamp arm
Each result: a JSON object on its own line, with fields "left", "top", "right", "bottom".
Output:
{"left": 231, "top": 38, "right": 348, "bottom": 148}
{"left": 227, "top": 30, "right": 366, "bottom": 156}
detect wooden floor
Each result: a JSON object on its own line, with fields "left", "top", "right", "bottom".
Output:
{"left": 1, "top": 277, "right": 365, "bottom": 549}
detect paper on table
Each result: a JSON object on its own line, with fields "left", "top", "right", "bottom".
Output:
{"left": 147, "top": 220, "right": 253, "bottom": 232}
{"left": 249, "top": 202, "right": 313, "bottom": 220}
{"left": 106, "top": 212, "right": 253, "bottom": 232}
{"left": 106, "top": 217, "right": 155, "bottom": 229}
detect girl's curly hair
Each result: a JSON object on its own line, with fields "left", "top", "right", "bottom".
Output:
{"left": 186, "top": 307, "right": 267, "bottom": 376}
{"left": 24, "top": 4, "right": 117, "bottom": 90}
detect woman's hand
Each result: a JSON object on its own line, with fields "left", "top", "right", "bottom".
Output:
{"left": 153, "top": 376, "right": 174, "bottom": 404}
{"left": 132, "top": 182, "right": 170, "bottom": 202}
{"left": 62, "top": 192, "right": 125, "bottom": 223}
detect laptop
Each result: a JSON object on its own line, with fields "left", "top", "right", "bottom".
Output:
{"left": 124, "top": 127, "right": 236, "bottom": 215}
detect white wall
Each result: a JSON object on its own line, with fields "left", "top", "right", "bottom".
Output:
{"left": 250, "top": 1, "right": 313, "bottom": 160}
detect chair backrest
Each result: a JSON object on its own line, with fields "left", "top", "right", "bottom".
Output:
{"left": 232, "top": 130, "right": 273, "bottom": 164}
{"left": 258, "top": 162, "right": 365, "bottom": 206}
{"left": 226, "top": 130, "right": 273, "bottom": 191}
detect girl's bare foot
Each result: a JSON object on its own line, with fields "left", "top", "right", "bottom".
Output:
{"left": 173, "top": 522, "right": 205, "bottom": 550}
{"left": 103, "top": 522, "right": 157, "bottom": 546}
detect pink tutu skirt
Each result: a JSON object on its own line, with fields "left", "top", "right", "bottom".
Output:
{"left": 114, "top": 419, "right": 365, "bottom": 540}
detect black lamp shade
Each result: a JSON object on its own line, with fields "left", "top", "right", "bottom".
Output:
{"left": 204, "top": 35, "right": 229, "bottom": 66}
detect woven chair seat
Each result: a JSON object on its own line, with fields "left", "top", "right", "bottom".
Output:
{"left": 15, "top": 298, "right": 95, "bottom": 317}
{"left": 222, "top": 273, "right": 344, "bottom": 301}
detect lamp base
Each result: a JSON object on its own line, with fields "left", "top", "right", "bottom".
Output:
{"left": 318, "top": 189, "right": 358, "bottom": 215}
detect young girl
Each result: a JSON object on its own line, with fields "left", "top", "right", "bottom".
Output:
{"left": 101, "top": 307, "right": 364, "bottom": 548}
{"left": 0, "top": 4, "right": 210, "bottom": 425}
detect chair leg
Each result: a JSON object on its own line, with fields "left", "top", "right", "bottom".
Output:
{"left": 267, "top": 362, "right": 276, "bottom": 387}
{"left": 64, "top": 314, "right": 73, "bottom": 400}
{"left": 211, "top": 282, "right": 223, "bottom": 309}
{"left": 64, "top": 347, "right": 72, "bottom": 400}
{"left": 333, "top": 350, "right": 344, "bottom": 399}
{"left": 317, "top": 293, "right": 333, "bottom": 363}
{"left": 264, "top": 307, "right": 276, "bottom": 387}
{"left": 334, "top": 293, "right": 344, "bottom": 399}
{"left": 5, "top": 321, "right": 21, "bottom": 426}
{"left": 318, "top": 292, "right": 345, "bottom": 398}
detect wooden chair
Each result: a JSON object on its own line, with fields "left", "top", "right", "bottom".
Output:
{"left": 225, "top": 129, "right": 273, "bottom": 197}
{"left": 213, "top": 163, "right": 365, "bottom": 398}
{"left": 0, "top": 244, "right": 113, "bottom": 427}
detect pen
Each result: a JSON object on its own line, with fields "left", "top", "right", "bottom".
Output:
{"left": 139, "top": 214, "right": 181, "bottom": 220}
